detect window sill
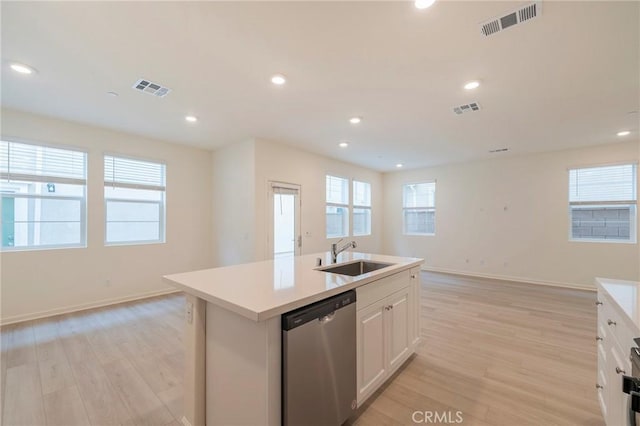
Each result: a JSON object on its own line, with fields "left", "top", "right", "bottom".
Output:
{"left": 0, "top": 244, "right": 87, "bottom": 253}
{"left": 105, "top": 240, "right": 166, "bottom": 247}
{"left": 569, "top": 238, "right": 636, "bottom": 244}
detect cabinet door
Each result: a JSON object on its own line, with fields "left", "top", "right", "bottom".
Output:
{"left": 356, "top": 300, "right": 387, "bottom": 405}
{"left": 608, "top": 343, "right": 630, "bottom": 426}
{"left": 387, "top": 287, "right": 411, "bottom": 373}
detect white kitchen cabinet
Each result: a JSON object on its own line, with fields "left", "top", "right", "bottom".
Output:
{"left": 356, "top": 300, "right": 387, "bottom": 401}
{"left": 356, "top": 270, "right": 420, "bottom": 406}
{"left": 387, "top": 287, "right": 411, "bottom": 372}
{"left": 596, "top": 285, "right": 634, "bottom": 426}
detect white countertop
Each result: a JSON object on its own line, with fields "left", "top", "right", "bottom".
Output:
{"left": 164, "top": 252, "right": 423, "bottom": 322}
{"left": 596, "top": 277, "right": 640, "bottom": 335}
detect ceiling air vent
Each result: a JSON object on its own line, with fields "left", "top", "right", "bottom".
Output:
{"left": 480, "top": 1, "right": 542, "bottom": 37}
{"left": 453, "top": 102, "right": 481, "bottom": 115}
{"left": 489, "top": 148, "right": 509, "bottom": 153}
{"left": 132, "top": 78, "right": 171, "bottom": 97}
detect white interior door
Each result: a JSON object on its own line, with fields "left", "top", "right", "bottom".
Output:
{"left": 268, "top": 182, "right": 301, "bottom": 259}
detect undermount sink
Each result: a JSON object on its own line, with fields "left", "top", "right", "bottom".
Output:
{"left": 319, "top": 260, "right": 395, "bottom": 277}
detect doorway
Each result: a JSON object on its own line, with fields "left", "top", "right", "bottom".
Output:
{"left": 268, "top": 182, "right": 301, "bottom": 259}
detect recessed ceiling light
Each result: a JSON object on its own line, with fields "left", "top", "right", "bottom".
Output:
{"left": 349, "top": 117, "right": 362, "bottom": 124}
{"left": 10, "top": 62, "right": 35, "bottom": 75}
{"left": 271, "top": 74, "right": 286, "bottom": 85}
{"left": 339, "top": 142, "right": 349, "bottom": 148}
{"left": 415, "top": 0, "right": 436, "bottom": 10}
{"left": 396, "top": 163, "right": 403, "bottom": 168}
{"left": 185, "top": 115, "right": 198, "bottom": 123}
{"left": 617, "top": 130, "right": 631, "bottom": 137}
{"left": 464, "top": 80, "right": 480, "bottom": 90}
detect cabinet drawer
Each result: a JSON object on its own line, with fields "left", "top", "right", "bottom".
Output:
{"left": 600, "top": 294, "right": 636, "bottom": 353}
{"left": 357, "top": 270, "right": 411, "bottom": 309}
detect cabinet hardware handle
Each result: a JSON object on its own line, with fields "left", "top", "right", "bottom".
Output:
{"left": 596, "top": 336, "right": 603, "bottom": 341}
{"left": 596, "top": 384, "right": 603, "bottom": 389}
{"left": 595, "top": 301, "right": 603, "bottom": 306}
{"left": 608, "top": 319, "right": 616, "bottom": 326}
{"left": 411, "top": 274, "right": 416, "bottom": 279}
{"left": 616, "top": 367, "right": 626, "bottom": 375}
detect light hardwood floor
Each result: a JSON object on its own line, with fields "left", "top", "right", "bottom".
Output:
{"left": 1, "top": 294, "right": 185, "bottom": 426}
{"left": 1, "top": 272, "right": 604, "bottom": 426}
{"left": 351, "top": 272, "right": 604, "bottom": 426}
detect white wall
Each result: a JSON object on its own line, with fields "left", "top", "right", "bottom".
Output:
{"left": 210, "top": 138, "right": 383, "bottom": 267}
{"left": 254, "top": 138, "right": 383, "bottom": 261}
{"left": 0, "top": 109, "right": 213, "bottom": 323}
{"left": 383, "top": 141, "right": 640, "bottom": 289}
{"left": 211, "top": 140, "right": 256, "bottom": 266}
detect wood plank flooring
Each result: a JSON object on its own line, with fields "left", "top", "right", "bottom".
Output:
{"left": 1, "top": 294, "right": 185, "bottom": 426}
{"left": 350, "top": 272, "right": 604, "bottom": 426}
{"left": 1, "top": 272, "right": 604, "bottom": 425}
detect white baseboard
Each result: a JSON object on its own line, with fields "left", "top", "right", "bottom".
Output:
{"left": 422, "top": 266, "right": 596, "bottom": 292}
{"left": 1, "top": 288, "right": 181, "bottom": 326}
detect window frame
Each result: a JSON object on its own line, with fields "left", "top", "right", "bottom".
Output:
{"left": 0, "top": 139, "right": 88, "bottom": 252}
{"left": 325, "top": 174, "right": 350, "bottom": 239}
{"left": 568, "top": 163, "right": 637, "bottom": 244}
{"left": 352, "top": 180, "right": 371, "bottom": 236}
{"left": 104, "top": 153, "right": 166, "bottom": 246}
{"left": 402, "top": 181, "right": 436, "bottom": 236}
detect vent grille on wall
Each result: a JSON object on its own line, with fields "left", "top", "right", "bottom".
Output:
{"left": 489, "top": 148, "right": 509, "bottom": 153}
{"left": 132, "top": 79, "right": 171, "bottom": 97}
{"left": 453, "top": 102, "right": 481, "bottom": 115}
{"left": 480, "top": 1, "right": 541, "bottom": 37}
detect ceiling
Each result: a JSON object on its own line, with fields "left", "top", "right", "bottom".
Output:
{"left": 1, "top": 1, "right": 638, "bottom": 171}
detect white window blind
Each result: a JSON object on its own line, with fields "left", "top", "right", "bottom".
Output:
{"left": 326, "top": 175, "right": 348, "bottom": 205}
{"left": 353, "top": 181, "right": 371, "bottom": 207}
{"left": 0, "top": 140, "right": 87, "bottom": 251}
{"left": 403, "top": 182, "right": 436, "bottom": 235}
{"left": 569, "top": 163, "right": 637, "bottom": 242}
{"left": 104, "top": 155, "right": 166, "bottom": 245}
{"left": 326, "top": 175, "right": 349, "bottom": 238}
{"left": 104, "top": 155, "right": 165, "bottom": 190}
{"left": 569, "top": 164, "right": 637, "bottom": 204}
{"left": 353, "top": 180, "right": 371, "bottom": 236}
{"left": 1, "top": 140, "right": 86, "bottom": 183}
{"left": 403, "top": 182, "right": 435, "bottom": 208}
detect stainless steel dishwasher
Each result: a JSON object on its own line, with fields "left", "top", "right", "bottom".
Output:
{"left": 282, "top": 290, "right": 357, "bottom": 426}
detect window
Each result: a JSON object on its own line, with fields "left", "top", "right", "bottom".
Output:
{"left": 326, "top": 175, "right": 349, "bottom": 238}
{"left": 104, "top": 155, "right": 166, "bottom": 245}
{"left": 569, "top": 163, "right": 637, "bottom": 242}
{"left": 353, "top": 180, "right": 371, "bottom": 236}
{"left": 403, "top": 182, "right": 436, "bottom": 235}
{"left": 0, "top": 140, "right": 87, "bottom": 250}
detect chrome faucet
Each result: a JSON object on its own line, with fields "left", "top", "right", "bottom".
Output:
{"left": 331, "top": 239, "right": 357, "bottom": 263}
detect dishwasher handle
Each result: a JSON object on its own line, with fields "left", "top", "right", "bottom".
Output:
{"left": 282, "top": 290, "right": 356, "bottom": 331}
{"left": 319, "top": 312, "right": 336, "bottom": 324}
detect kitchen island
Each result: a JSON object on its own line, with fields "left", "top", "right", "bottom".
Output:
{"left": 595, "top": 277, "right": 640, "bottom": 426}
{"left": 164, "top": 251, "right": 423, "bottom": 426}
